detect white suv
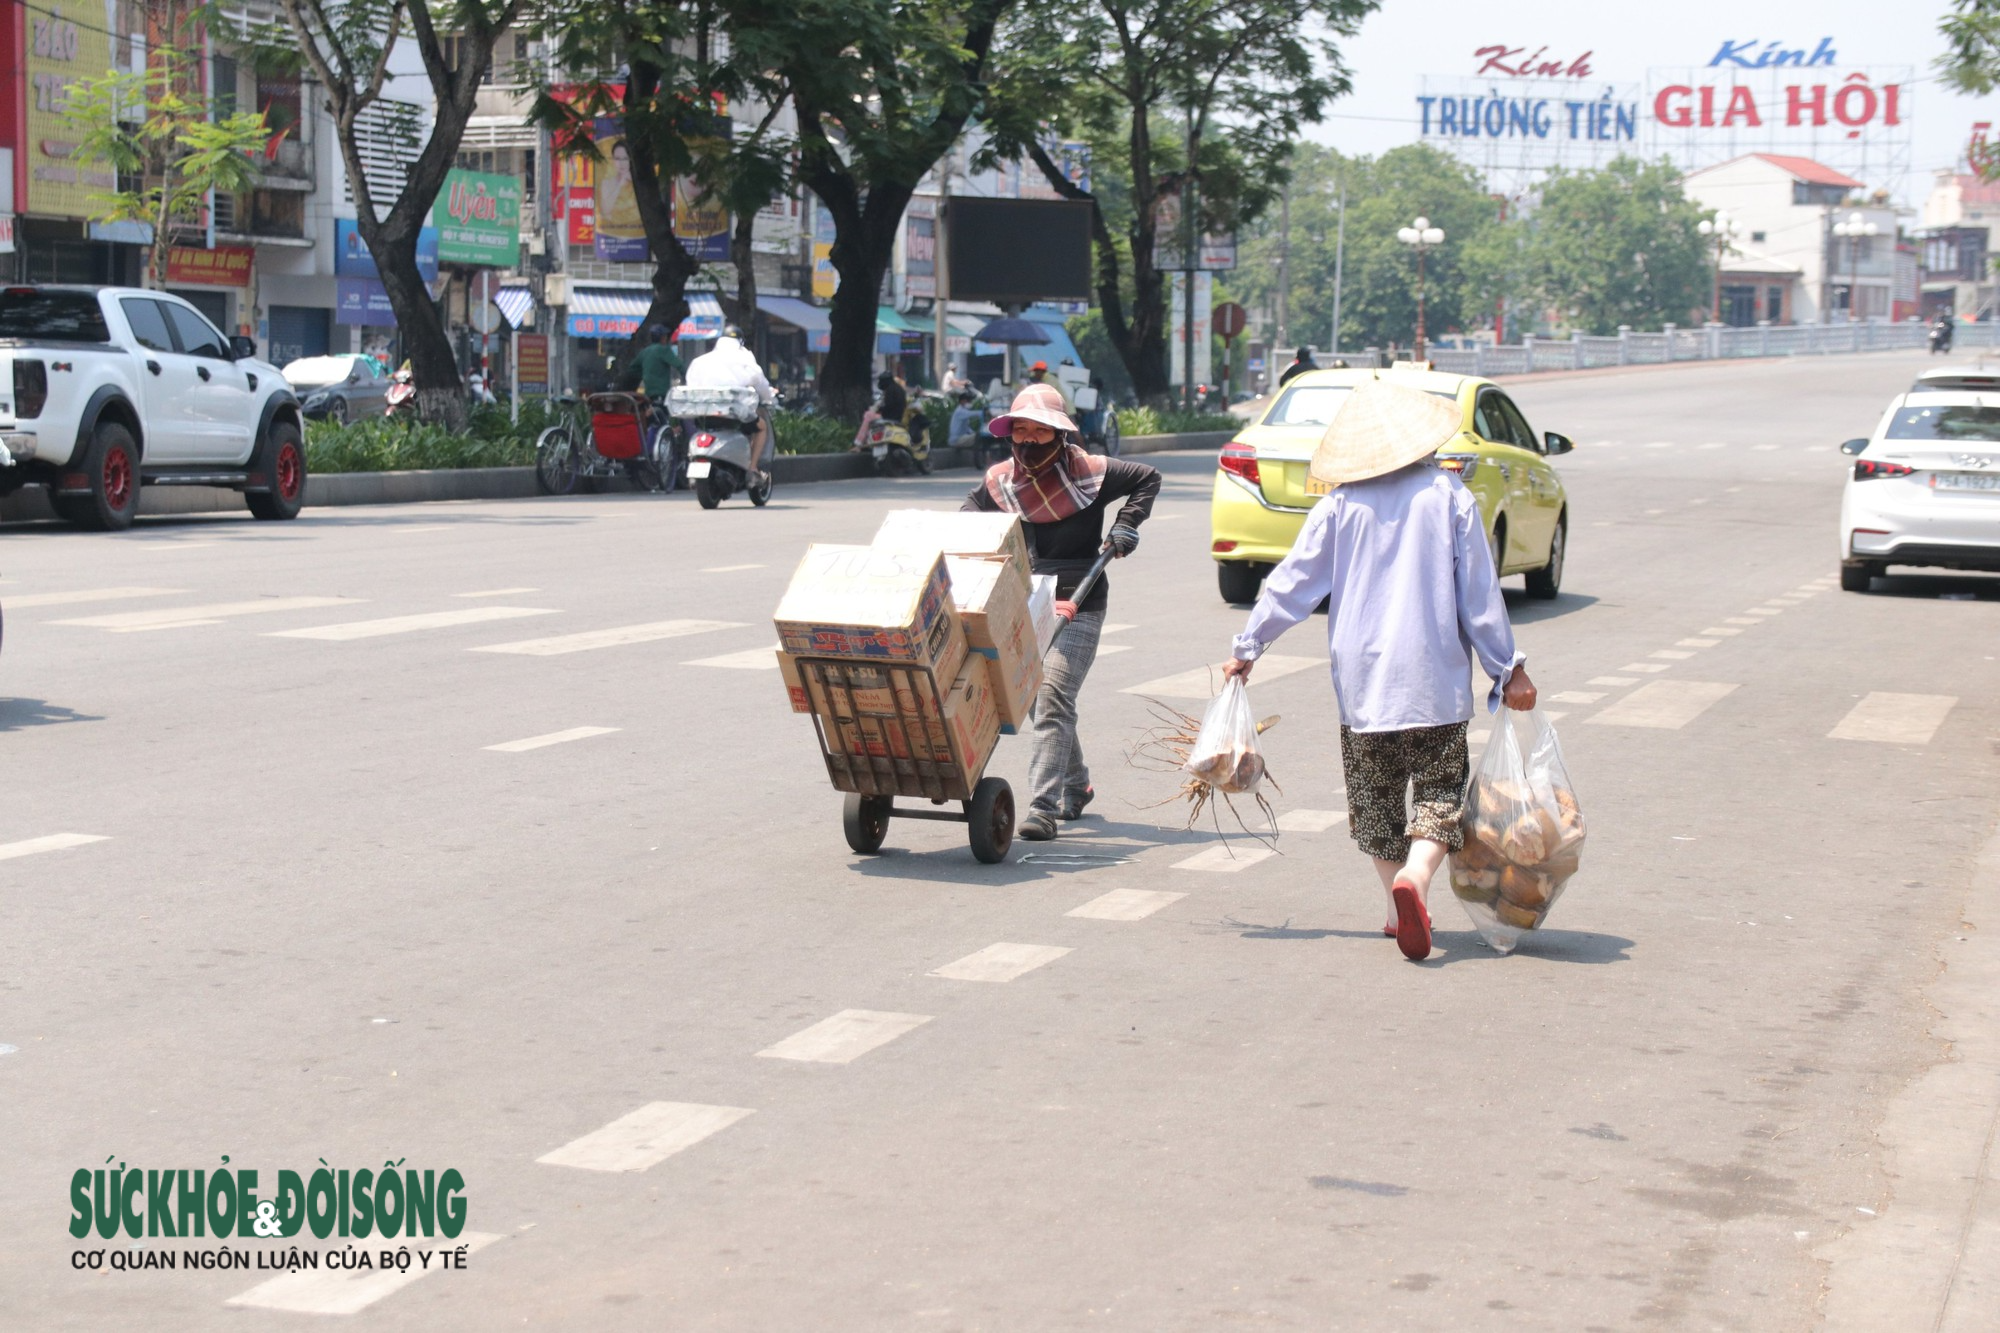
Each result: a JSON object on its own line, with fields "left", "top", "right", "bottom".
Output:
{"left": 0, "top": 285, "right": 306, "bottom": 529}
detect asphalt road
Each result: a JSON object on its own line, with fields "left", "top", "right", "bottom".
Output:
{"left": 2, "top": 349, "right": 1996, "bottom": 1330}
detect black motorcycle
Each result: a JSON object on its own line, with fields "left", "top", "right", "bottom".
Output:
{"left": 1931, "top": 322, "right": 1955, "bottom": 356}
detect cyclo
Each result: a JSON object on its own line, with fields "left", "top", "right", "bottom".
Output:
{"left": 534, "top": 391, "right": 679, "bottom": 495}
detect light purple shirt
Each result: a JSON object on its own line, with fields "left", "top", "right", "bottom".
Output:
{"left": 1231, "top": 463, "right": 1524, "bottom": 732}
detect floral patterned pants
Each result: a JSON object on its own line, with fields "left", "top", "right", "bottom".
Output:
{"left": 1338, "top": 722, "right": 1470, "bottom": 861}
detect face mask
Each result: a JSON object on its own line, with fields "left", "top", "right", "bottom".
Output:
{"left": 1013, "top": 439, "right": 1060, "bottom": 471}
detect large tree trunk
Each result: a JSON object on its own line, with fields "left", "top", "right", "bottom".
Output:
{"left": 729, "top": 207, "right": 760, "bottom": 357}
{"left": 815, "top": 189, "right": 904, "bottom": 422}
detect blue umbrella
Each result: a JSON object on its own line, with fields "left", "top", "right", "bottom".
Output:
{"left": 973, "top": 317, "right": 1052, "bottom": 345}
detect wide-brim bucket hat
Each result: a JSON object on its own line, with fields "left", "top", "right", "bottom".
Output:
{"left": 1308, "top": 377, "right": 1464, "bottom": 486}
{"left": 988, "top": 382, "right": 1078, "bottom": 437}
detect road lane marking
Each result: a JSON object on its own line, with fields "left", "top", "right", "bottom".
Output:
{"left": 1644, "top": 508, "right": 1665, "bottom": 516}
{"left": 1122, "top": 655, "right": 1318, "bottom": 699}
{"left": 1275, "top": 808, "right": 1346, "bottom": 832}
{"left": 1746, "top": 606, "right": 1785, "bottom": 615}
{"left": 55, "top": 596, "right": 359, "bottom": 629}
{"left": 684, "top": 647, "right": 781, "bottom": 669}
{"left": 0, "top": 833, "right": 110, "bottom": 862}
{"left": 929, "top": 943, "right": 1073, "bottom": 983}
{"left": 757, "top": 1010, "right": 932, "bottom": 1064}
{"left": 536, "top": 1102, "right": 754, "bottom": 1172}
{"left": 473, "top": 619, "right": 744, "bottom": 656}
{"left": 1650, "top": 649, "right": 1695, "bottom": 660}
{"left": 1644, "top": 441, "right": 1674, "bottom": 449}
{"left": 1588, "top": 680, "right": 1739, "bottom": 730}
{"left": 1587, "top": 675, "right": 1637, "bottom": 687}
{"left": 1753, "top": 444, "right": 1780, "bottom": 451}
{"left": 1067, "top": 888, "right": 1187, "bottom": 921}
{"left": 1677, "top": 638, "right": 1721, "bottom": 648}
{"left": 485, "top": 726, "right": 620, "bottom": 753}
{"left": 1725, "top": 616, "right": 1762, "bottom": 625}
{"left": 1828, "top": 693, "right": 1957, "bottom": 745}
{"left": 701, "top": 564, "right": 766, "bottom": 573}
{"left": 1698, "top": 627, "right": 1743, "bottom": 637}
{"left": 1543, "top": 710, "right": 1568, "bottom": 721}
{"left": 112, "top": 620, "right": 225, "bottom": 632}
{"left": 1096, "top": 643, "right": 1133, "bottom": 655}
{"left": 1550, "top": 690, "right": 1606, "bottom": 704}
{"left": 225, "top": 1233, "right": 502, "bottom": 1314}
{"left": 7, "top": 587, "right": 184, "bottom": 609}
{"left": 1172, "top": 845, "right": 1278, "bottom": 873}
{"left": 1620, "top": 662, "right": 1672, "bottom": 673}
{"left": 1100, "top": 623, "right": 1137, "bottom": 634}
{"left": 270, "top": 606, "right": 556, "bottom": 640}
{"left": 455, "top": 587, "right": 540, "bottom": 598}
{"left": 1689, "top": 498, "right": 1710, "bottom": 505}
{"left": 1698, "top": 442, "right": 1727, "bottom": 450}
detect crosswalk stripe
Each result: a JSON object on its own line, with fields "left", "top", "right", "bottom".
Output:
{"left": 757, "top": 1009, "right": 932, "bottom": 1064}
{"left": 0, "top": 833, "right": 110, "bottom": 862}
{"left": 1650, "top": 649, "right": 1695, "bottom": 660}
{"left": 701, "top": 564, "right": 766, "bottom": 573}
{"left": 55, "top": 596, "right": 359, "bottom": 629}
{"left": 684, "top": 647, "right": 781, "bottom": 670}
{"left": 5, "top": 587, "right": 183, "bottom": 609}
{"left": 454, "top": 587, "right": 540, "bottom": 598}
{"left": 929, "top": 943, "right": 1072, "bottom": 983}
{"left": 1698, "top": 627, "right": 1743, "bottom": 637}
{"left": 1172, "top": 845, "right": 1277, "bottom": 873}
{"left": 1753, "top": 444, "right": 1780, "bottom": 451}
{"left": 536, "top": 1102, "right": 755, "bottom": 1172}
{"left": 1550, "top": 690, "right": 1606, "bottom": 704}
{"left": 1620, "top": 662, "right": 1672, "bottom": 673}
{"left": 224, "top": 1233, "right": 502, "bottom": 1314}
{"left": 1587, "top": 675, "right": 1637, "bottom": 686}
{"left": 1724, "top": 616, "right": 1762, "bottom": 625}
{"left": 1100, "top": 623, "right": 1137, "bottom": 634}
{"left": 1697, "top": 442, "right": 1728, "bottom": 450}
{"left": 1275, "top": 808, "right": 1346, "bottom": 832}
{"left": 1067, "top": 888, "right": 1186, "bottom": 921}
{"left": 1122, "top": 654, "right": 1318, "bottom": 699}
{"left": 1095, "top": 643, "right": 1133, "bottom": 656}
{"left": 269, "top": 606, "right": 556, "bottom": 641}
{"left": 473, "top": 619, "right": 744, "bottom": 656}
{"left": 485, "top": 726, "right": 619, "bottom": 753}
{"left": 1828, "top": 693, "right": 1957, "bottom": 745}
{"left": 1677, "top": 638, "right": 1721, "bottom": 648}
{"left": 1588, "top": 680, "right": 1738, "bottom": 729}
{"left": 1746, "top": 606, "right": 1785, "bottom": 615}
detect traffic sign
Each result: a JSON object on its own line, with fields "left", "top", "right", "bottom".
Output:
{"left": 470, "top": 301, "right": 502, "bottom": 335}
{"left": 1211, "top": 302, "right": 1247, "bottom": 339}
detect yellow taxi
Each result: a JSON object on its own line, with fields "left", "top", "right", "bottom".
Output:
{"left": 1211, "top": 365, "right": 1574, "bottom": 603}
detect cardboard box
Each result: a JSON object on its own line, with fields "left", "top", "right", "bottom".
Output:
{"left": 777, "top": 649, "right": 811, "bottom": 713}
{"left": 873, "top": 510, "right": 1032, "bottom": 598}
{"left": 931, "top": 656, "right": 1000, "bottom": 792}
{"left": 773, "top": 544, "right": 968, "bottom": 684}
{"left": 1026, "top": 574, "right": 1061, "bottom": 656}
{"left": 946, "top": 555, "right": 1042, "bottom": 731}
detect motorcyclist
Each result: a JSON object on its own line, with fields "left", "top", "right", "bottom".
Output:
{"left": 683, "top": 323, "right": 776, "bottom": 483}
{"left": 1932, "top": 312, "right": 1955, "bottom": 354}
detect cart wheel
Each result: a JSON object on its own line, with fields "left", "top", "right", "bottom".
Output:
{"left": 967, "top": 778, "right": 1014, "bottom": 864}
{"left": 842, "top": 793, "right": 892, "bottom": 854}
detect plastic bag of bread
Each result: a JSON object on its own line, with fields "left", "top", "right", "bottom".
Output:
{"left": 1448, "top": 707, "right": 1586, "bottom": 953}
{"left": 1182, "top": 677, "right": 1266, "bottom": 795}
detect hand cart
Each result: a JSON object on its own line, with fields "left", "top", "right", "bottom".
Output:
{"left": 800, "top": 547, "right": 1113, "bottom": 865}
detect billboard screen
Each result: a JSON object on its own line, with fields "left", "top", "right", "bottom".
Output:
{"left": 945, "top": 198, "right": 1092, "bottom": 303}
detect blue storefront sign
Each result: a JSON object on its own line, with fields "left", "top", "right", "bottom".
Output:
{"left": 334, "top": 222, "right": 441, "bottom": 327}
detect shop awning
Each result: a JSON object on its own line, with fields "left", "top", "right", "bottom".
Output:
{"left": 678, "top": 292, "right": 725, "bottom": 342}
{"left": 877, "top": 305, "right": 932, "bottom": 356}
{"left": 567, "top": 286, "right": 652, "bottom": 339}
{"left": 759, "top": 295, "right": 831, "bottom": 353}
{"left": 494, "top": 286, "right": 534, "bottom": 330}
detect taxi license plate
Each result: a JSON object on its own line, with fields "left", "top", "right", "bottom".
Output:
{"left": 1934, "top": 471, "right": 2000, "bottom": 492}
{"left": 686, "top": 460, "right": 712, "bottom": 479}
{"left": 1306, "top": 476, "right": 1333, "bottom": 495}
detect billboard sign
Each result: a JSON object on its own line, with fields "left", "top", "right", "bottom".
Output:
{"left": 25, "top": 5, "right": 116, "bottom": 217}
{"left": 904, "top": 198, "right": 936, "bottom": 299}
{"left": 431, "top": 169, "right": 522, "bottom": 266}
{"left": 334, "top": 219, "right": 439, "bottom": 283}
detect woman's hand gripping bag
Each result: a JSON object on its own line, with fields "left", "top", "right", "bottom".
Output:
{"left": 1448, "top": 708, "right": 1586, "bottom": 953}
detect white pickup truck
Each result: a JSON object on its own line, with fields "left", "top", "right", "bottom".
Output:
{"left": 0, "top": 285, "right": 307, "bottom": 529}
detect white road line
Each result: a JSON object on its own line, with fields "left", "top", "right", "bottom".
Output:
{"left": 684, "top": 647, "right": 782, "bottom": 670}
{"left": 1588, "top": 680, "right": 1739, "bottom": 730}
{"left": 269, "top": 606, "right": 556, "bottom": 641}
{"left": 1644, "top": 441, "right": 1674, "bottom": 449}
{"left": 1542, "top": 710, "right": 1568, "bottom": 721}
{"left": 1621, "top": 662, "right": 1673, "bottom": 674}
{"left": 1753, "top": 444, "right": 1780, "bottom": 451}
{"left": 1095, "top": 643, "right": 1133, "bottom": 656}
{"left": 55, "top": 596, "right": 359, "bottom": 629}
{"left": 5, "top": 587, "right": 183, "bottom": 609}
{"left": 1828, "top": 693, "right": 1958, "bottom": 746}
{"left": 111, "top": 619, "right": 225, "bottom": 633}
{"left": 536, "top": 1102, "right": 754, "bottom": 1172}
{"left": 1644, "top": 508, "right": 1666, "bottom": 516}
{"left": 1698, "top": 442, "right": 1728, "bottom": 450}
{"left": 1067, "top": 888, "right": 1187, "bottom": 921}
{"left": 485, "top": 726, "right": 620, "bottom": 753}
{"left": 1727, "top": 486, "right": 1745, "bottom": 493}
{"left": 1689, "top": 498, "right": 1710, "bottom": 505}
{"left": 1747, "top": 606, "right": 1786, "bottom": 615}
{"left": 1725, "top": 616, "right": 1762, "bottom": 625}
{"left": 1587, "top": 675, "right": 1637, "bottom": 687}
{"left": 140, "top": 542, "right": 220, "bottom": 551}
{"left": 929, "top": 943, "right": 1073, "bottom": 983}
{"left": 1122, "top": 654, "right": 1319, "bottom": 699}
{"left": 455, "top": 587, "right": 540, "bottom": 598}
{"left": 1677, "top": 638, "right": 1721, "bottom": 648}
{"left": 1275, "top": 808, "right": 1346, "bottom": 833}
{"left": 0, "top": 833, "right": 110, "bottom": 862}
{"left": 225, "top": 1233, "right": 502, "bottom": 1314}
{"left": 1699, "top": 627, "right": 1743, "bottom": 637}
{"left": 1650, "top": 649, "right": 1695, "bottom": 660}
{"left": 757, "top": 1009, "right": 932, "bottom": 1064}
{"left": 1550, "top": 690, "right": 1607, "bottom": 704}
{"left": 473, "top": 619, "right": 744, "bottom": 656}
{"left": 1172, "top": 845, "right": 1277, "bottom": 873}
{"left": 701, "top": 564, "right": 766, "bottom": 573}
{"left": 1100, "top": 623, "right": 1137, "bottom": 634}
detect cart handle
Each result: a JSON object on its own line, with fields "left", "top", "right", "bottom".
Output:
{"left": 1047, "top": 543, "right": 1116, "bottom": 653}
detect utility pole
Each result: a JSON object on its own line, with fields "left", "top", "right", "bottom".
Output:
{"left": 1329, "top": 179, "right": 1346, "bottom": 357}
{"left": 933, "top": 142, "right": 953, "bottom": 388}
{"left": 1181, "top": 103, "right": 1197, "bottom": 412}
{"left": 1275, "top": 178, "right": 1290, "bottom": 358}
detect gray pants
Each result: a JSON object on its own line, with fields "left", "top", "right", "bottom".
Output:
{"left": 1026, "top": 606, "right": 1104, "bottom": 817}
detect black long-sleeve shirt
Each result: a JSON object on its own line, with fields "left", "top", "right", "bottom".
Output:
{"left": 960, "top": 457, "right": 1161, "bottom": 613}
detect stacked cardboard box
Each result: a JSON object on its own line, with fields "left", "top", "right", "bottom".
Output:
{"left": 943, "top": 556, "right": 1041, "bottom": 733}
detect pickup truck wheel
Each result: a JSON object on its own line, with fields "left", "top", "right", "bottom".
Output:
{"left": 246, "top": 422, "right": 306, "bottom": 520}
{"left": 73, "top": 421, "right": 140, "bottom": 530}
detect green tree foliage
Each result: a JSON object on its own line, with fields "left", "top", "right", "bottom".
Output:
{"left": 64, "top": 4, "right": 269, "bottom": 292}
{"left": 1521, "top": 156, "right": 1712, "bottom": 335}
{"left": 985, "top": 0, "right": 1376, "bottom": 403}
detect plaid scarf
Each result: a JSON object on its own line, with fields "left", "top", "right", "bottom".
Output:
{"left": 984, "top": 443, "right": 1108, "bottom": 523}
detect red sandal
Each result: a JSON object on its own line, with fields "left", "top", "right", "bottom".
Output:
{"left": 1391, "top": 881, "right": 1432, "bottom": 961}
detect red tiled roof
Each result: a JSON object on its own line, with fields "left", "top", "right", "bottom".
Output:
{"left": 1752, "top": 154, "right": 1864, "bottom": 188}
{"left": 1949, "top": 173, "right": 2000, "bottom": 206}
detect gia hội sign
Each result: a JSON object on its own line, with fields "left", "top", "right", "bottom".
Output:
{"left": 432, "top": 169, "right": 522, "bottom": 267}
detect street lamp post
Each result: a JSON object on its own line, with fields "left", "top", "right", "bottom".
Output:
{"left": 1329, "top": 180, "right": 1346, "bottom": 358}
{"left": 1396, "top": 216, "right": 1444, "bottom": 362}
{"left": 1697, "top": 211, "right": 1740, "bottom": 323}
{"left": 1831, "top": 210, "right": 1880, "bottom": 325}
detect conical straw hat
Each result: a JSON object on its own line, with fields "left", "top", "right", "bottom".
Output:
{"left": 1308, "top": 377, "right": 1465, "bottom": 487}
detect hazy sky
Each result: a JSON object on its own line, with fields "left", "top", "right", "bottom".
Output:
{"left": 1302, "top": 0, "right": 1989, "bottom": 209}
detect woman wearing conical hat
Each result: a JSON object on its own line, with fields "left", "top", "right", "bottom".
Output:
{"left": 1222, "top": 378, "right": 1538, "bottom": 962}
